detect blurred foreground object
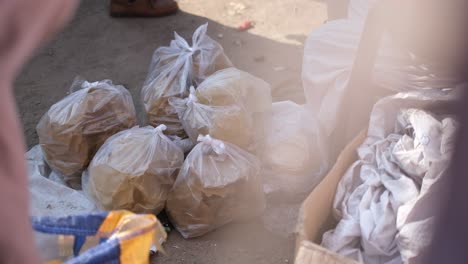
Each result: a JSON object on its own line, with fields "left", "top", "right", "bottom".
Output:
{"left": 427, "top": 88, "right": 468, "bottom": 264}
{"left": 0, "top": 0, "right": 78, "bottom": 263}
{"left": 33, "top": 210, "right": 166, "bottom": 264}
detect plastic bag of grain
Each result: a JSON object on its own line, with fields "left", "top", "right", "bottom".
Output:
{"left": 195, "top": 67, "right": 271, "bottom": 114}
{"left": 170, "top": 87, "right": 255, "bottom": 151}
{"left": 36, "top": 78, "right": 137, "bottom": 188}
{"left": 196, "top": 67, "right": 272, "bottom": 148}
{"left": 84, "top": 125, "right": 184, "bottom": 214}
{"left": 166, "top": 135, "right": 265, "bottom": 238}
{"left": 141, "top": 23, "right": 232, "bottom": 137}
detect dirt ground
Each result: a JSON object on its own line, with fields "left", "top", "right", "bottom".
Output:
{"left": 15, "top": 0, "right": 327, "bottom": 263}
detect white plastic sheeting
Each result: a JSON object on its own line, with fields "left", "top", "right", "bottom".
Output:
{"left": 26, "top": 146, "right": 96, "bottom": 217}
{"left": 321, "top": 89, "right": 460, "bottom": 264}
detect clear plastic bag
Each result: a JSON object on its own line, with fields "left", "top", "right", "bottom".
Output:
{"left": 195, "top": 67, "right": 272, "bottom": 114}
{"left": 141, "top": 24, "right": 233, "bottom": 137}
{"left": 170, "top": 87, "right": 256, "bottom": 152}
{"left": 261, "top": 101, "right": 325, "bottom": 197}
{"left": 166, "top": 135, "right": 265, "bottom": 238}
{"left": 169, "top": 67, "right": 273, "bottom": 152}
{"left": 84, "top": 125, "right": 184, "bottom": 214}
{"left": 36, "top": 78, "right": 137, "bottom": 189}
{"left": 195, "top": 67, "right": 273, "bottom": 151}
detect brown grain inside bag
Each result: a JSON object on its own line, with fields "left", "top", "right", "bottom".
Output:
{"left": 142, "top": 24, "right": 233, "bottom": 139}
{"left": 166, "top": 136, "right": 265, "bottom": 238}
{"left": 170, "top": 88, "right": 256, "bottom": 152}
{"left": 195, "top": 68, "right": 272, "bottom": 113}
{"left": 85, "top": 126, "right": 184, "bottom": 214}
{"left": 37, "top": 80, "right": 137, "bottom": 189}
{"left": 192, "top": 68, "right": 272, "bottom": 152}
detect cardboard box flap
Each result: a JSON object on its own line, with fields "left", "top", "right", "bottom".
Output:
{"left": 295, "top": 241, "right": 360, "bottom": 264}
{"left": 295, "top": 130, "right": 367, "bottom": 263}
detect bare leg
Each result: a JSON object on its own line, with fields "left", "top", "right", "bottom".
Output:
{"left": 0, "top": 1, "right": 78, "bottom": 263}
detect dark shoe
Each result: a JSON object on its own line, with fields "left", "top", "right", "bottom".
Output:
{"left": 110, "top": 0, "right": 178, "bottom": 17}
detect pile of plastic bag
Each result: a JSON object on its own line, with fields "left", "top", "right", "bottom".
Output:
{"left": 30, "top": 24, "right": 332, "bottom": 241}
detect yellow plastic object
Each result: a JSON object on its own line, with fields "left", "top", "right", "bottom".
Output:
{"left": 33, "top": 210, "right": 167, "bottom": 264}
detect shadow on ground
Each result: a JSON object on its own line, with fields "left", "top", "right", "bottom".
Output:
{"left": 15, "top": 0, "right": 309, "bottom": 148}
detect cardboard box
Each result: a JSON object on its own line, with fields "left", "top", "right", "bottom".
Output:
{"left": 295, "top": 130, "right": 367, "bottom": 264}
{"left": 295, "top": 241, "right": 359, "bottom": 264}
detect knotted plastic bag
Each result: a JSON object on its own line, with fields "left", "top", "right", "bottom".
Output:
{"left": 141, "top": 23, "right": 233, "bottom": 137}
{"left": 36, "top": 79, "right": 137, "bottom": 189}
{"left": 170, "top": 87, "right": 255, "bottom": 151}
{"left": 84, "top": 125, "right": 184, "bottom": 214}
{"left": 166, "top": 135, "right": 265, "bottom": 238}
{"left": 195, "top": 67, "right": 273, "bottom": 150}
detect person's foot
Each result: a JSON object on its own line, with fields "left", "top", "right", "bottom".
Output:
{"left": 110, "top": 0, "right": 178, "bottom": 17}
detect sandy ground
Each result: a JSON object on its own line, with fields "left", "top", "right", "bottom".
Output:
{"left": 15, "top": 0, "right": 327, "bottom": 263}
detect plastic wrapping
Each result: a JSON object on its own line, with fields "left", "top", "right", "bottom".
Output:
{"left": 36, "top": 79, "right": 137, "bottom": 188}
{"left": 168, "top": 135, "right": 197, "bottom": 154}
{"left": 26, "top": 146, "right": 96, "bottom": 217}
{"left": 261, "top": 101, "right": 324, "bottom": 197}
{"left": 195, "top": 67, "right": 272, "bottom": 151}
{"left": 141, "top": 24, "right": 232, "bottom": 137}
{"left": 84, "top": 125, "right": 184, "bottom": 214}
{"left": 166, "top": 135, "right": 265, "bottom": 238}
{"left": 195, "top": 67, "right": 272, "bottom": 114}
{"left": 169, "top": 67, "right": 273, "bottom": 152}
{"left": 170, "top": 87, "right": 255, "bottom": 151}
